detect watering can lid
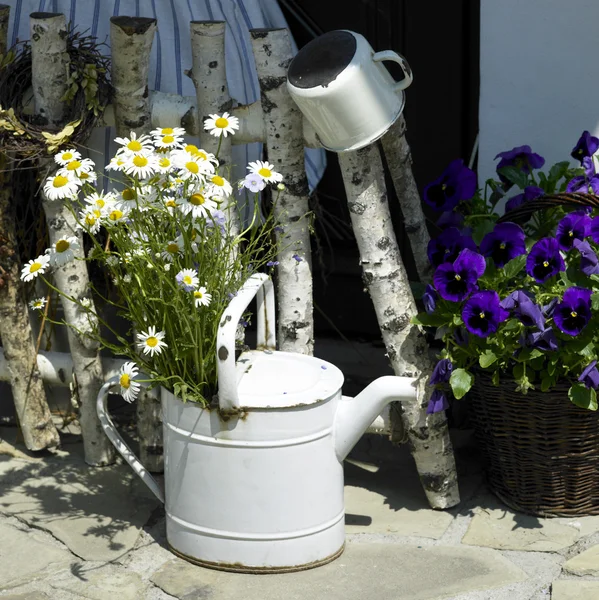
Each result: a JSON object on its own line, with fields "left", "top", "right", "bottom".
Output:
{"left": 235, "top": 350, "right": 344, "bottom": 409}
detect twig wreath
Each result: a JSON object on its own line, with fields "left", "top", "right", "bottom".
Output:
{"left": 0, "top": 28, "right": 111, "bottom": 163}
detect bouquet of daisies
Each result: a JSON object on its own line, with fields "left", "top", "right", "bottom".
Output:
{"left": 23, "top": 112, "right": 282, "bottom": 405}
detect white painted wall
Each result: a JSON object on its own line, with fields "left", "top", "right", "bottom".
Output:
{"left": 479, "top": 0, "right": 599, "bottom": 186}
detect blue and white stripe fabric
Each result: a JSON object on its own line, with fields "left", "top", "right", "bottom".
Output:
{"left": 6, "top": 0, "right": 326, "bottom": 194}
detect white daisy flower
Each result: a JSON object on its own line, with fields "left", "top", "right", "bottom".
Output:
{"left": 59, "top": 157, "right": 95, "bottom": 177}
{"left": 183, "top": 143, "right": 200, "bottom": 156}
{"left": 176, "top": 268, "right": 199, "bottom": 291}
{"left": 84, "top": 190, "right": 117, "bottom": 212}
{"left": 206, "top": 174, "right": 232, "bottom": 198}
{"left": 103, "top": 206, "right": 129, "bottom": 226}
{"left": 136, "top": 326, "right": 168, "bottom": 357}
{"left": 177, "top": 191, "right": 218, "bottom": 219}
{"left": 247, "top": 160, "right": 283, "bottom": 183}
{"left": 106, "top": 155, "right": 127, "bottom": 172}
{"left": 21, "top": 254, "right": 50, "bottom": 282}
{"left": 118, "top": 362, "right": 141, "bottom": 403}
{"left": 43, "top": 173, "right": 80, "bottom": 201}
{"left": 114, "top": 132, "right": 154, "bottom": 156}
{"left": 124, "top": 152, "right": 159, "bottom": 179}
{"left": 150, "top": 126, "right": 186, "bottom": 138}
{"left": 161, "top": 239, "right": 183, "bottom": 262}
{"left": 80, "top": 208, "right": 102, "bottom": 234}
{"left": 80, "top": 297, "right": 93, "bottom": 309}
{"left": 76, "top": 169, "right": 98, "bottom": 184}
{"left": 195, "top": 148, "right": 219, "bottom": 167}
{"left": 47, "top": 236, "right": 80, "bottom": 267}
{"left": 193, "top": 286, "right": 212, "bottom": 308}
{"left": 204, "top": 112, "right": 240, "bottom": 138}
{"left": 29, "top": 297, "right": 47, "bottom": 310}
{"left": 105, "top": 255, "right": 119, "bottom": 267}
{"left": 172, "top": 153, "right": 209, "bottom": 181}
{"left": 152, "top": 133, "right": 184, "bottom": 150}
{"left": 116, "top": 187, "right": 138, "bottom": 209}
{"left": 162, "top": 196, "right": 178, "bottom": 214}
{"left": 54, "top": 148, "right": 81, "bottom": 166}
{"left": 156, "top": 154, "right": 174, "bottom": 173}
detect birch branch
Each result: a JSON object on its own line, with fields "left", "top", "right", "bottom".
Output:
{"left": 31, "top": 12, "right": 115, "bottom": 465}
{"left": 250, "top": 28, "right": 314, "bottom": 355}
{"left": 189, "top": 21, "right": 239, "bottom": 240}
{"left": 338, "top": 144, "right": 459, "bottom": 509}
{"left": 0, "top": 5, "right": 60, "bottom": 451}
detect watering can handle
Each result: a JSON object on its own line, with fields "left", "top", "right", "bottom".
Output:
{"left": 217, "top": 273, "right": 276, "bottom": 411}
{"left": 372, "top": 50, "right": 413, "bottom": 92}
{"left": 96, "top": 377, "right": 165, "bottom": 503}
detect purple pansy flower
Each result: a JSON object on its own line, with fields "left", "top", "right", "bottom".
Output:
{"left": 579, "top": 360, "right": 599, "bottom": 389}
{"left": 429, "top": 359, "right": 453, "bottom": 385}
{"left": 500, "top": 290, "right": 545, "bottom": 330}
{"left": 566, "top": 157, "right": 599, "bottom": 194}
{"left": 505, "top": 185, "right": 544, "bottom": 214}
{"left": 571, "top": 131, "right": 599, "bottom": 163}
{"left": 553, "top": 287, "right": 593, "bottom": 336}
{"left": 573, "top": 239, "right": 599, "bottom": 276}
{"left": 543, "top": 297, "right": 559, "bottom": 318}
{"left": 462, "top": 290, "right": 509, "bottom": 338}
{"left": 526, "top": 237, "right": 566, "bottom": 283}
{"left": 495, "top": 145, "right": 545, "bottom": 183}
{"left": 423, "top": 284, "right": 437, "bottom": 314}
{"left": 436, "top": 211, "right": 464, "bottom": 230}
{"left": 433, "top": 249, "right": 486, "bottom": 302}
{"left": 480, "top": 222, "right": 526, "bottom": 267}
{"left": 427, "top": 227, "right": 477, "bottom": 267}
{"left": 426, "top": 389, "right": 450, "bottom": 415}
{"left": 590, "top": 216, "right": 599, "bottom": 244}
{"left": 527, "top": 327, "right": 558, "bottom": 352}
{"left": 423, "top": 159, "right": 477, "bottom": 212}
{"left": 555, "top": 211, "right": 591, "bottom": 251}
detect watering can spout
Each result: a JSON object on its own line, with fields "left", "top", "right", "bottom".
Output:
{"left": 333, "top": 376, "right": 417, "bottom": 462}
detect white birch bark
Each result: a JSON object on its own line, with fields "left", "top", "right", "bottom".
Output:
{"left": 338, "top": 145, "right": 459, "bottom": 509}
{"left": 189, "top": 21, "right": 239, "bottom": 239}
{"left": 110, "top": 16, "right": 163, "bottom": 472}
{"left": 0, "top": 5, "right": 59, "bottom": 451}
{"left": 250, "top": 28, "right": 314, "bottom": 355}
{"left": 31, "top": 12, "right": 115, "bottom": 465}
{"left": 381, "top": 115, "right": 432, "bottom": 283}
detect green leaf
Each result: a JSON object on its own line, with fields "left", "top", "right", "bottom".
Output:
{"left": 450, "top": 368, "right": 474, "bottom": 400}
{"left": 548, "top": 161, "right": 571, "bottom": 183}
{"left": 498, "top": 166, "right": 528, "bottom": 189}
{"left": 503, "top": 318, "right": 521, "bottom": 331}
{"left": 472, "top": 220, "right": 496, "bottom": 246}
{"left": 492, "top": 370, "right": 500, "bottom": 386}
{"left": 580, "top": 342, "right": 596, "bottom": 360}
{"left": 568, "top": 383, "right": 598, "bottom": 411}
{"left": 592, "top": 293, "right": 599, "bottom": 312}
{"left": 541, "top": 375, "right": 553, "bottom": 392}
{"left": 479, "top": 349, "right": 498, "bottom": 369}
{"left": 411, "top": 313, "right": 447, "bottom": 327}
{"left": 502, "top": 254, "right": 526, "bottom": 279}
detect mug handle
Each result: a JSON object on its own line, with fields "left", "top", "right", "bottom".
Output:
{"left": 372, "top": 50, "right": 413, "bottom": 92}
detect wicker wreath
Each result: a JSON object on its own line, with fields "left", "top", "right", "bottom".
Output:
{"left": 0, "top": 28, "right": 111, "bottom": 163}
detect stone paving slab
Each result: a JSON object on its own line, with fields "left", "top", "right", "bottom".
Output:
{"left": 0, "top": 452, "right": 157, "bottom": 562}
{"left": 0, "top": 593, "right": 51, "bottom": 600}
{"left": 552, "top": 580, "right": 599, "bottom": 600}
{"left": 563, "top": 544, "right": 599, "bottom": 576}
{"left": 150, "top": 543, "right": 527, "bottom": 600}
{"left": 0, "top": 521, "right": 73, "bottom": 591}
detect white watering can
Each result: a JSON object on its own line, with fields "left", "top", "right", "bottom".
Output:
{"left": 97, "top": 274, "right": 417, "bottom": 573}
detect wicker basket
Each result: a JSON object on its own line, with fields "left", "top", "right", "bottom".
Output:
{"left": 468, "top": 372, "right": 599, "bottom": 516}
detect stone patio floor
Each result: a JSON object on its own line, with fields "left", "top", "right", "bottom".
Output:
{"left": 1, "top": 425, "right": 599, "bottom": 600}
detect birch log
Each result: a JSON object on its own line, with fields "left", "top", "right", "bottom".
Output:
{"left": 189, "top": 21, "right": 239, "bottom": 237}
{"left": 31, "top": 12, "right": 115, "bottom": 465}
{"left": 338, "top": 145, "right": 459, "bottom": 509}
{"left": 111, "top": 16, "right": 163, "bottom": 472}
{"left": 0, "top": 5, "right": 59, "bottom": 451}
{"left": 381, "top": 115, "right": 432, "bottom": 283}
{"left": 250, "top": 28, "right": 314, "bottom": 355}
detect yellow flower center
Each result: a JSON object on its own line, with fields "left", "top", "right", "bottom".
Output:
{"left": 80, "top": 172, "right": 89, "bottom": 180}
{"left": 122, "top": 188, "right": 136, "bottom": 201}
{"left": 543, "top": 260, "right": 549, "bottom": 267}
{"left": 85, "top": 215, "right": 96, "bottom": 226}
{"left": 455, "top": 274, "right": 461, "bottom": 281}
{"left": 133, "top": 155, "right": 149, "bottom": 167}
{"left": 161, "top": 128, "right": 174, "bottom": 134}
{"left": 109, "top": 209, "right": 124, "bottom": 221}
{"left": 568, "top": 231, "right": 574, "bottom": 237}
{"left": 55, "top": 239, "right": 70, "bottom": 253}
{"left": 127, "top": 140, "right": 143, "bottom": 152}
{"left": 197, "top": 151, "right": 207, "bottom": 161}
{"left": 96, "top": 199, "right": 105, "bottom": 208}
{"left": 571, "top": 311, "right": 578, "bottom": 318}
{"left": 61, "top": 152, "right": 73, "bottom": 161}
{"left": 186, "top": 161, "right": 199, "bottom": 174}
{"left": 215, "top": 117, "right": 229, "bottom": 128}
{"left": 159, "top": 157, "right": 171, "bottom": 168}
{"left": 190, "top": 193, "right": 205, "bottom": 206}
{"left": 185, "top": 144, "right": 199, "bottom": 155}
{"left": 165, "top": 199, "right": 177, "bottom": 208}
{"left": 499, "top": 243, "right": 506, "bottom": 250}
{"left": 93, "top": 208, "right": 102, "bottom": 218}
{"left": 479, "top": 312, "right": 485, "bottom": 319}
{"left": 258, "top": 167, "right": 272, "bottom": 178}
{"left": 119, "top": 373, "right": 131, "bottom": 389}
{"left": 194, "top": 291, "right": 203, "bottom": 299}
{"left": 442, "top": 184, "right": 447, "bottom": 191}
{"left": 29, "top": 262, "right": 42, "bottom": 273}
{"left": 146, "top": 336, "right": 158, "bottom": 348}
{"left": 212, "top": 175, "right": 224, "bottom": 186}
{"left": 66, "top": 160, "right": 81, "bottom": 171}
{"left": 53, "top": 175, "right": 69, "bottom": 188}
{"left": 183, "top": 275, "right": 193, "bottom": 285}
{"left": 162, "top": 135, "right": 175, "bottom": 144}
{"left": 167, "top": 243, "right": 179, "bottom": 254}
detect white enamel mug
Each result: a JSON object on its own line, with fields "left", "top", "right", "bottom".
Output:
{"left": 287, "top": 30, "right": 413, "bottom": 152}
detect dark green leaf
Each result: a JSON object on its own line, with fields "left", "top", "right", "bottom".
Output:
{"left": 568, "top": 383, "right": 598, "bottom": 411}
{"left": 548, "top": 161, "right": 571, "bottom": 183}
{"left": 472, "top": 220, "right": 496, "bottom": 246}
{"left": 502, "top": 254, "right": 526, "bottom": 279}
{"left": 492, "top": 371, "right": 500, "bottom": 386}
{"left": 541, "top": 374, "right": 553, "bottom": 392}
{"left": 580, "top": 342, "right": 596, "bottom": 360}
{"left": 497, "top": 166, "right": 528, "bottom": 189}
{"left": 411, "top": 313, "right": 447, "bottom": 327}
{"left": 450, "top": 368, "right": 473, "bottom": 400}
{"left": 503, "top": 318, "right": 521, "bottom": 331}
{"left": 592, "top": 293, "right": 599, "bottom": 312}
{"left": 479, "top": 349, "right": 498, "bottom": 369}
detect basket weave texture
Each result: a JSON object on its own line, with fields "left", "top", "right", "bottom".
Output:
{"left": 469, "top": 372, "right": 599, "bottom": 517}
